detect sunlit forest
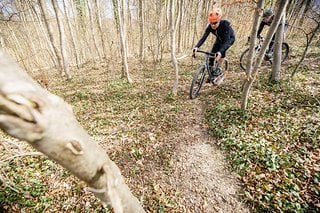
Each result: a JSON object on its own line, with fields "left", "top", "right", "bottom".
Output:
{"left": 0, "top": 0, "right": 319, "bottom": 212}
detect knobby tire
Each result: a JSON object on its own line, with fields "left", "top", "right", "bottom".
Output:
{"left": 189, "top": 65, "right": 206, "bottom": 99}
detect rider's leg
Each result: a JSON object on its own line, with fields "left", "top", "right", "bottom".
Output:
{"left": 217, "top": 57, "right": 224, "bottom": 66}
{"left": 266, "top": 34, "right": 275, "bottom": 55}
{"left": 209, "top": 42, "right": 220, "bottom": 66}
{"left": 206, "top": 43, "right": 221, "bottom": 83}
{"left": 216, "top": 51, "right": 226, "bottom": 75}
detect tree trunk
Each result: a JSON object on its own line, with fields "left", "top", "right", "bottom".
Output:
{"left": 169, "top": 0, "right": 179, "bottom": 94}
{"left": 87, "top": 0, "right": 103, "bottom": 61}
{"left": 138, "top": 0, "right": 144, "bottom": 61}
{"left": 72, "top": 0, "right": 90, "bottom": 64}
{"left": 176, "top": 0, "right": 183, "bottom": 53}
{"left": 270, "top": 14, "right": 285, "bottom": 83}
{"left": 113, "top": 0, "right": 132, "bottom": 83}
{"left": 94, "top": 0, "right": 107, "bottom": 59}
{"left": 0, "top": 49, "right": 144, "bottom": 213}
{"left": 241, "top": 0, "right": 264, "bottom": 110}
{"left": 63, "top": 0, "right": 81, "bottom": 68}
{"left": 31, "top": 4, "right": 57, "bottom": 68}
{"left": 191, "top": 0, "right": 203, "bottom": 48}
{"left": 18, "top": 1, "right": 42, "bottom": 71}
{"left": 51, "top": 0, "right": 72, "bottom": 80}
{"left": 7, "top": 24, "right": 28, "bottom": 71}
{"left": 241, "top": 0, "right": 288, "bottom": 110}
{"left": 38, "top": 0, "right": 63, "bottom": 76}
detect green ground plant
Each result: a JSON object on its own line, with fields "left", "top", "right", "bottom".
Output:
{"left": 206, "top": 70, "right": 320, "bottom": 211}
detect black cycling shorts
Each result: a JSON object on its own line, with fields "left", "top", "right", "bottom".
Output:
{"left": 211, "top": 42, "right": 226, "bottom": 58}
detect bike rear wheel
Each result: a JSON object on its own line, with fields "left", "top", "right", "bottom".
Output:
{"left": 189, "top": 65, "right": 206, "bottom": 99}
{"left": 280, "top": 42, "right": 289, "bottom": 62}
{"left": 240, "top": 43, "right": 289, "bottom": 71}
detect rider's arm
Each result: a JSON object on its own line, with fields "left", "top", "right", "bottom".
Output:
{"left": 194, "top": 25, "right": 211, "bottom": 48}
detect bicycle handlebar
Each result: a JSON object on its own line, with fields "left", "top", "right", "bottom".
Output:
{"left": 247, "top": 36, "right": 264, "bottom": 44}
{"left": 192, "top": 50, "right": 216, "bottom": 58}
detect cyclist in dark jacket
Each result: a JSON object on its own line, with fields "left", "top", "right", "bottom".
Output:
{"left": 257, "top": 9, "right": 288, "bottom": 58}
{"left": 193, "top": 8, "right": 235, "bottom": 80}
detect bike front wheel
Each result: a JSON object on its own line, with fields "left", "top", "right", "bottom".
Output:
{"left": 269, "top": 42, "right": 290, "bottom": 64}
{"left": 189, "top": 65, "right": 206, "bottom": 99}
{"left": 239, "top": 48, "right": 257, "bottom": 71}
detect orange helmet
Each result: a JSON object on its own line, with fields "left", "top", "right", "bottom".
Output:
{"left": 208, "top": 8, "right": 222, "bottom": 22}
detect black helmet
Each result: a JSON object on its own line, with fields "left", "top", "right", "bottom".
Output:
{"left": 263, "top": 9, "right": 273, "bottom": 17}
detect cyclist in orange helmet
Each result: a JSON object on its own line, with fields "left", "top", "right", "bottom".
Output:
{"left": 193, "top": 8, "right": 235, "bottom": 82}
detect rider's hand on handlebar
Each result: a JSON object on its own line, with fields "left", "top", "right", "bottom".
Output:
{"left": 257, "top": 35, "right": 264, "bottom": 42}
{"left": 192, "top": 47, "right": 198, "bottom": 58}
{"left": 193, "top": 47, "right": 198, "bottom": 53}
{"left": 215, "top": 52, "right": 222, "bottom": 61}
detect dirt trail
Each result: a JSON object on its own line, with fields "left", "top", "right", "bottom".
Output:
{"left": 168, "top": 97, "right": 250, "bottom": 212}
{"left": 32, "top": 63, "right": 250, "bottom": 212}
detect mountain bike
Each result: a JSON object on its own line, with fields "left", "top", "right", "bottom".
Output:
{"left": 189, "top": 50, "right": 228, "bottom": 99}
{"left": 239, "top": 37, "right": 289, "bottom": 71}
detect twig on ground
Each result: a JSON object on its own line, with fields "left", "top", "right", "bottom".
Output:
{"left": 0, "top": 140, "right": 23, "bottom": 153}
{"left": 0, "top": 152, "right": 44, "bottom": 165}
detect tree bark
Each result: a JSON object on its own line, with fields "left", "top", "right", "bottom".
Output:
{"left": 0, "top": 49, "right": 144, "bottom": 213}
{"left": 38, "top": 0, "right": 63, "bottom": 76}
{"left": 113, "top": 0, "right": 132, "bottom": 83}
{"left": 138, "top": 0, "right": 144, "bottom": 61}
{"left": 63, "top": 0, "right": 81, "bottom": 68}
{"left": 31, "top": 4, "right": 57, "bottom": 68}
{"left": 94, "top": 0, "right": 107, "bottom": 59}
{"left": 176, "top": 1, "right": 183, "bottom": 53}
{"left": 270, "top": 14, "right": 285, "bottom": 82}
{"left": 169, "top": 0, "right": 179, "bottom": 94}
{"left": 51, "top": 0, "right": 72, "bottom": 80}
{"left": 87, "top": 0, "right": 103, "bottom": 61}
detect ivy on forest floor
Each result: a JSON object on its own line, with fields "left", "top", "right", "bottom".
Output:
{"left": 206, "top": 74, "right": 320, "bottom": 212}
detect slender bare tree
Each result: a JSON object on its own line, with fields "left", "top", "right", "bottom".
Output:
{"left": 169, "top": 0, "right": 179, "bottom": 94}
{"left": 30, "top": 3, "right": 58, "bottom": 68}
{"left": 87, "top": 0, "right": 103, "bottom": 61}
{"left": 176, "top": 0, "right": 183, "bottom": 53}
{"left": 243, "top": 0, "right": 264, "bottom": 77}
{"left": 63, "top": 0, "right": 81, "bottom": 68}
{"left": 241, "top": 0, "right": 289, "bottom": 110}
{"left": 38, "top": 0, "right": 64, "bottom": 76}
{"left": 270, "top": 14, "right": 286, "bottom": 82}
{"left": 94, "top": 0, "right": 107, "bottom": 59}
{"left": 291, "top": 3, "right": 320, "bottom": 78}
{"left": 52, "top": 0, "right": 72, "bottom": 80}
{"left": 138, "top": 0, "right": 144, "bottom": 60}
{"left": 112, "top": 0, "right": 132, "bottom": 83}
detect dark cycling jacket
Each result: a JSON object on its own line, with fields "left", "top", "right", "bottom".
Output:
{"left": 257, "top": 15, "right": 288, "bottom": 37}
{"left": 195, "top": 20, "right": 235, "bottom": 53}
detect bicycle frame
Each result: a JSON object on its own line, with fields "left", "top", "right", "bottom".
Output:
{"left": 239, "top": 38, "right": 289, "bottom": 71}
{"left": 189, "top": 50, "right": 218, "bottom": 99}
{"left": 193, "top": 50, "right": 217, "bottom": 79}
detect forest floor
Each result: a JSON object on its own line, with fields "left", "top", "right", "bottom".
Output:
{"left": 1, "top": 55, "right": 251, "bottom": 212}
{"left": 1, "top": 47, "right": 319, "bottom": 212}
